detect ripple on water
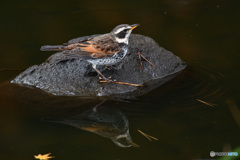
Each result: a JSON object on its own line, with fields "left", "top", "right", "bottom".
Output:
{"left": 176, "top": 63, "right": 228, "bottom": 105}
{"left": 119, "top": 63, "right": 229, "bottom": 115}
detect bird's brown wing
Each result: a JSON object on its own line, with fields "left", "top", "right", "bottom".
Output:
{"left": 63, "top": 34, "right": 121, "bottom": 59}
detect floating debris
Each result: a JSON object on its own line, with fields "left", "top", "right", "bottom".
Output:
{"left": 196, "top": 99, "right": 217, "bottom": 107}
{"left": 137, "top": 129, "right": 158, "bottom": 141}
{"left": 226, "top": 99, "right": 240, "bottom": 127}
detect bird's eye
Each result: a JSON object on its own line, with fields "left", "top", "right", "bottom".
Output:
{"left": 116, "top": 28, "right": 131, "bottom": 39}
{"left": 116, "top": 30, "right": 127, "bottom": 38}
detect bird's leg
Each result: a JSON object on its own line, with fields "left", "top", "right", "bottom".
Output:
{"left": 92, "top": 64, "right": 110, "bottom": 82}
{"left": 93, "top": 100, "right": 105, "bottom": 112}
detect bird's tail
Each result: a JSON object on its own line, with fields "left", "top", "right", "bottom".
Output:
{"left": 40, "top": 45, "right": 66, "bottom": 51}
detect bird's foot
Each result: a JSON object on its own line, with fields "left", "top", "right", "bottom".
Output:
{"left": 99, "top": 76, "right": 113, "bottom": 82}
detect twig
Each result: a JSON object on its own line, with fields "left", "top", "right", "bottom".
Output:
{"left": 99, "top": 80, "right": 143, "bottom": 87}
{"left": 138, "top": 52, "right": 156, "bottom": 68}
{"left": 137, "top": 129, "right": 158, "bottom": 141}
{"left": 196, "top": 99, "right": 217, "bottom": 107}
{"left": 138, "top": 52, "right": 144, "bottom": 72}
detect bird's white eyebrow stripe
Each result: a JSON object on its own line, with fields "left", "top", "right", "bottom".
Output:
{"left": 114, "top": 28, "right": 124, "bottom": 34}
{"left": 114, "top": 27, "right": 131, "bottom": 34}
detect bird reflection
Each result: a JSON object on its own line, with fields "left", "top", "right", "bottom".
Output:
{"left": 47, "top": 102, "right": 138, "bottom": 148}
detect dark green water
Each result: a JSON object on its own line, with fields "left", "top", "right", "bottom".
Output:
{"left": 1, "top": 0, "right": 240, "bottom": 160}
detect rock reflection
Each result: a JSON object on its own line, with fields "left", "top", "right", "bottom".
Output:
{"left": 47, "top": 102, "right": 138, "bottom": 148}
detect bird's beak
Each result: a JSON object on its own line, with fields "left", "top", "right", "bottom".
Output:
{"left": 131, "top": 142, "right": 140, "bottom": 147}
{"left": 130, "top": 24, "right": 139, "bottom": 30}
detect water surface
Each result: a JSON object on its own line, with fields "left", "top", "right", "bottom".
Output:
{"left": 1, "top": 0, "right": 240, "bottom": 160}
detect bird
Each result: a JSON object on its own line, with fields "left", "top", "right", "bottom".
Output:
{"left": 40, "top": 24, "right": 139, "bottom": 81}
{"left": 44, "top": 102, "right": 139, "bottom": 147}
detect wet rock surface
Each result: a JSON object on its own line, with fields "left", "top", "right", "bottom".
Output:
{"left": 11, "top": 34, "right": 187, "bottom": 98}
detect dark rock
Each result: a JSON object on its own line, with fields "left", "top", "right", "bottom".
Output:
{"left": 11, "top": 34, "right": 186, "bottom": 98}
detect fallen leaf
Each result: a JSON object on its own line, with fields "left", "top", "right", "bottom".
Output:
{"left": 34, "top": 153, "right": 54, "bottom": 160}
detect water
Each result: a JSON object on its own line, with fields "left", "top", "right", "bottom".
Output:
{"left": 1, "top": 0, "right": 240, "bottom": 159}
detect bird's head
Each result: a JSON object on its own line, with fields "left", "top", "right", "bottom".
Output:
{"left": 111, "top": 130, "right": 139, "bottom": 148}
{"left": 111, "top": 24, "right": 139, "bottom": 44}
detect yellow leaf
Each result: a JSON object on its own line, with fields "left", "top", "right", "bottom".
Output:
{"left": 34, "top": 153, "right": 54, "bottom": 160}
